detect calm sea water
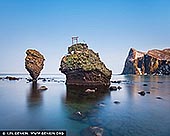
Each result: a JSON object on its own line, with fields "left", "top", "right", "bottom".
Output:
{"left": 0, "top": 74, "right": 170, "bottom": 136}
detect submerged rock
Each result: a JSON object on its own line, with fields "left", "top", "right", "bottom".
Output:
{"left": 138, "top": 91, "right": 145, "bottom": 96}
{"left": 59, "top": 43, "right": 112, "bottom": 87}
{"left": 109, "top": 86, "right": 117, "bottom": 91}
{"left": 38, "top": 86, "right": 48, "bottom": 91}
{"left": 80, "top": 126, "right": 104, "bottom": 136}
{"left": 156, "top": 96, "right": 163, "bottom": 100}
{"left": 109, "top": 85, "right": 122, "bottom": 91}
{"left": 25, "top": 49, "right": 45, "bottom": 80}
{"left": 111, "top": 80, "right": 121, "bottom": 84}
{"left": 143, "top": 83, "right": 148, "bottom": 86}
{"left": 98, "top": 103, "right": 106, "bottom": 107}
{"left": 66, "top": 85, "right": 110, "bottom": 102}
{"left": 146, "top": 91, "right": 151, "bottom": 94}
{"left": 122, "top": 48, "right": 170, "bottom": 75}
{"left": 69, "top": 111, "right": 87, "bottom": 121}
{"left": 117, "top": 86, "right": 122, "bottom": 90}
{"left": 113, "top": 100, "right": 120, "bottom": 104}
{"left": 26, "top": 78, "right": 33, "bottom": 83}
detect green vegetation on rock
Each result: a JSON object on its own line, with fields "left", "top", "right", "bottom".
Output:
{"left": 60, "top": 43, "right": 112, "bottom": 77}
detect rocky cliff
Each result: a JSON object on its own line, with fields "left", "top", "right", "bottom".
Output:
{"left": 59, "top": 43, "right": 112, "bottom": 86}
{"left": 122, "top": 48, "right": 170, "bottom": 75}
{"left": 25, "top": 49, "right": 45, "bottom": 80}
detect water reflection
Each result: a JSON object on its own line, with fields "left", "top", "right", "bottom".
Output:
{"left": 123, "top": 75, "right": 170, "bottom": 99}
{"left": 65, "top": 85, "right": 110, "bottom": 103}
{"left": 63, "top": 85, "right": 111, "bottom": 133}
{"left": 120, "top": 75, "right": 140, "bottom": 100}
{"left": 0, "top": 74, "right": 169, "bottom": 135}
{"left": 27, "top": 81, "right": 43, "bottom": 107}
{"left": 64, "top": 85, "right": 111, "bottom": 117}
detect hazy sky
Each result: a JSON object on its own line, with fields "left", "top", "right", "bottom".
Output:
{"left": 0, "top": 0, "right": 170, "bottom": 74}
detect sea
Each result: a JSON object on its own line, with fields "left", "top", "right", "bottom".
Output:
{"left": 0, "top": 74, "right": 170, "bottom": 136}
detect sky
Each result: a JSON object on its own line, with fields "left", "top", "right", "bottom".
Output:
{"left": 0, "top": 0, "right": 170, "bottom": 74}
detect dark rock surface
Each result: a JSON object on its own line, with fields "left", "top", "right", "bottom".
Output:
{"left": 138, "top": 91, "right": 146, "bottom": 96}
{"left": 109, "top": 86, "right": 117, "bottom": 91}
{"left": 109, "top": 86, "right": 122, "bottom": 91}
{"left": 111, "top": 80, "right": 121, "bottom": 84}
{"left": 146, "top": 91, "right": 151, "bottom": 94}
{"left": 25, "top": 49, "right": 45, "bottom": 80}
{"left": 156, "top": 96, "right": 163, "bottom": 100}
{"left": 143, "top": 83, "right": 148, "bottom": 86}
{"left": 122, "top": 48, "right": 170, "bottom": 75}
{"left": 5, "top": 76, "right": 20, "bottom": 80}
{"left": 113, "top": 100, "right": 120, "bottom": 104}
{"left": 59, "top": 43, "right": 112, "bottom": 87}
{"left": 117, "top": 86, "right": 122, "bottom": 90}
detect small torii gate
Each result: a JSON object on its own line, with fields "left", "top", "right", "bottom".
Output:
{"left": 72, "top": 36, "right": 79, "bottom": 44}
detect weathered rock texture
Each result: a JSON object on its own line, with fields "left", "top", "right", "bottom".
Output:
{"left": 59, "top": 43, "right": 112, "bottom": 86}
{"left": 122, "top": 48, "right": 170, "bottom": 75}
{"left": 25, "top": 49, "right": 45, "bottom": 80}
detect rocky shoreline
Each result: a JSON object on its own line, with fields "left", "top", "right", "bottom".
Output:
{"left": 0, "top": 75, "right": 165, "bottom": 106}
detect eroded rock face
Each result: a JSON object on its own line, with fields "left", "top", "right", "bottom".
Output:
{"left": 122, "top": 48, "right": 170, "bottom": 75}
{"left": 25, "top": 49, "right": 45, "bottom": 80}
{"left": 59, "top": 43, "right": 112, "bottom": 86}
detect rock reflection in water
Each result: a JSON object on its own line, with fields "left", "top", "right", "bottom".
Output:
{"left": 27, "top": 81, "right": 43, "bottom": 107}
{"left": 64, "top": 85, "right": 111, "bottom": 135}
{"left": 65, "top": 85, "right": 110, "bottom": 118}
{"left": 65, "top": 85, "right": 110, "bottom": 103}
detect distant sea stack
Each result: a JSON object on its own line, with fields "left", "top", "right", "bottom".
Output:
{"left": 25, "top": 49, "right": 45, "bottom": 80}
{"left": 122, "top": 48, "right": 170, "bottom": 75}
{"left": 59, "top": 43, "right": 112, "bottom": 87}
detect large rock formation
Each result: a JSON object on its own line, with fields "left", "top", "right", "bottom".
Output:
{"left": 122, "top": 48, "right": 170, "bottom": 75}
{"left": 59, "top": 43, "right": 112, "bottom": 87}
{"left": 25, "top": 49, "right": 45, "bottom": 80}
